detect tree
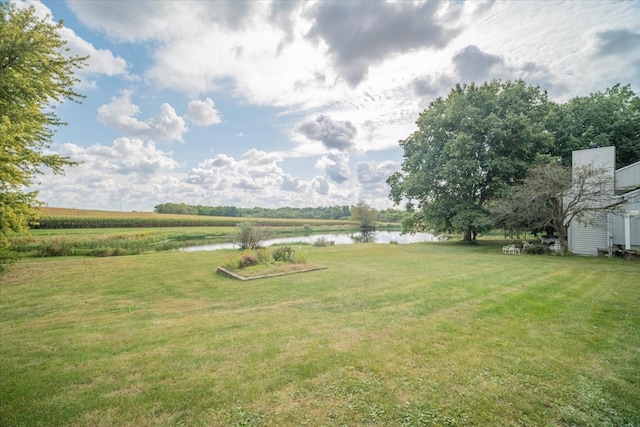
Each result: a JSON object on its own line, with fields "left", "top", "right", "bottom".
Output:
{"left": 233, "top": 222, "right": 272, "bottom": 250}
{"left": 350, "top": 200, "right": 378, "bottom": 229}
{"left": 387, "top": 80, "right": 554, "bottom": 241}
{"left": 488, "top": 162, "right": 628, "bottom": 251}
{"left": 1, "top": 3, "right": 86, "bottom": 270}
{"left": 548, "top": 84, "right": 640, "bottom": 168}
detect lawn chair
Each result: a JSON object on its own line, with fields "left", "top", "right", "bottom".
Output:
{"left": 503, "top": 244, "right": 520, "bottom": 254}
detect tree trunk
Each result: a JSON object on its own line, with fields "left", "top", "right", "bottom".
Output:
{"left": 463, "top": 226, "right": 473, "bottom": 242}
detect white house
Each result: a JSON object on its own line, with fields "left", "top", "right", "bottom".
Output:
{"left": 568, "top": 146, "right": 640, "bottom": 256}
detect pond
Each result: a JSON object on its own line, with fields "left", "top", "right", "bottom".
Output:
{"left": 180, "top": 230, "right": 437, "bottom": 252}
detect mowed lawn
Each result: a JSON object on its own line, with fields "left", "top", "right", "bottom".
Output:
{"left": 1, "top": 241, "right": 639, "bottom": 426}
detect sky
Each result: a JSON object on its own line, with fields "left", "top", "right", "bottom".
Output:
{"left": 18, "top": 0, "right": 640, "bottom": 212}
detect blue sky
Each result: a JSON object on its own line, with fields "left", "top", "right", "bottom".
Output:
{"left": 20, "top": 0, "right": 640, "bottom": 211}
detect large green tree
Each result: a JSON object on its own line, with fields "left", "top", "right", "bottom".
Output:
{"left": 387, "top": 80, "right": 554, "bottom": 241}
{"left": 549, "top": 84, "right": 640, "bottom": 167}
{"left": 0, "top": 2, "right": 86, "bottom": 269}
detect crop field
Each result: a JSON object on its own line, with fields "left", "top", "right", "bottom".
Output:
{"left": 33, "top": 207, "right": 356, "bottom": 229}
{"left": 1, "top": 240, "right": 639, "bottom": 426}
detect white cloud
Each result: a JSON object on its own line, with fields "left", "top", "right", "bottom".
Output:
{"left": 60, "top": 27, "right": 129, "bottom": 77}
{"left": 185, "top": 98, "right": 222, "bottom": 126}
{"left": 357, "top": 160, "right": 401, "bottom": 199}
{"left": 16, "top": 0, "right": 129, "bottom": 80}
{"left": 315, "top": 153, "right": 351, "bottom": 183}
{"left": 297, "top": 115, "right": 358, "bottom": 152}
{"left": 97, "top": 91, "right": 187, "bottom": 142}
{"left": 304, "top": 1, "right": 462, "bottom": 86}
{"left": 34, "top": 139, "right": 181, "bottom": 210}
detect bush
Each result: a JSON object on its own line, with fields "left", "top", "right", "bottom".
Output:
{"left": 314, "top": 237, "right": 335, "bottom": 246}
{"left": 293, "top": 247, "right": 308, "bottom": 263}
{"left": 254, "top": 248, "right": 272, "bottom": 264}
{"left": 222, "top": 253, "right": 243, "bottom": 269}
{"left": 233, "top": 223, "right": 272, "bottom": 250}
{"left": 272, "top": 246, "right": 295, "bottom": 262}
{"left": 523, "top": 243, "right": 551, "bottom": 255}
{"left": 0, "top": 247, "right": 17, "bottom": 271}
{"left": 240, "top": 254, "right": 259, "bottom": 268}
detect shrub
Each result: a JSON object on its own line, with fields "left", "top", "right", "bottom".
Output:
{"left": 293, "top": 247, "right": 308, "bottom": 263}
{"left": 233, "top": 222, "right": 272, "bottom": 250}
{"left": 314, "top": 237, "right": 335, "bottom": 246}
{"left": 222, "top": 253, "right": 243, "bottom": 269}
{"left": 254, "top": 248, "right": 272, "bottom": 264}
{"left": 0, "top": 247, "right": 17, "bottom": 271}
{"left": 272, "top": 246, "right": 295, "bottom": 262}
{"left": 240, "top": 254, "right": 259, "bottom": 268}
{"left": 523, "top": 243, "right": 551, "bottom": 255}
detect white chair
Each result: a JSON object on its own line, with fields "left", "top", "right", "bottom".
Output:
{"left": 503, "top": 244, "right": 520, "bottom": 254}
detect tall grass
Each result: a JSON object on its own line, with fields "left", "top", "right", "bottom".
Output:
{"left": 1, "top": 241, "right": 639, "bottom": 426}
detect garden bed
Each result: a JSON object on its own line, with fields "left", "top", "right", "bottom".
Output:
{"left": 217, "top": 263, "right": 326, "bottom": 280}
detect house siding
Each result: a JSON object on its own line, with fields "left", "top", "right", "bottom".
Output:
{"left": 569, "top": 147, "right": 616, "bottom": 256}
{"left": 615, "top": 161, "right": 640, "bottom": 193}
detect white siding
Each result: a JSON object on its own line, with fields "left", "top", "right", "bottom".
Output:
{"left": 568, "top": 147, "right": 615, "bottom": 256}
{"left": 569, "top": 212, "right": 609, "bottom": 256}
{"left": 615, "top": 161, "right": 640, "bottom": 193}
{"left": 572, "top": 146, "right": 616, "bottom": 177}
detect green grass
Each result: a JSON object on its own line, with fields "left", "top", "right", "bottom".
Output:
{"left": 1, "top": 240, "right": 639, "bottom": 426}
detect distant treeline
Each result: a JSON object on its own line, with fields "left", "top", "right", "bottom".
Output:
{"left": 154, "top": 203, "right": 404, "bottom": 223}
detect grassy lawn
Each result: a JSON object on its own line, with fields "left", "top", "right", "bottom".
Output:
{"left": 1, "top": 241, "right": 639, "bottom": 426}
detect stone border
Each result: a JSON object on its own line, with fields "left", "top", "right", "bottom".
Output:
{"left": 217, "top": 265, "right": 327, "bottom": 281}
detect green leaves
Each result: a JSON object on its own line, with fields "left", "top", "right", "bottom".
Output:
{"left": 0, "top": 3, "right": 86, "bottom": 269}
{"left": 389, "top": 80, "right": 553, "bottom": 240}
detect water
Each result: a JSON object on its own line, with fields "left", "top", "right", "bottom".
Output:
{"left": 180, "top": 230, "right": 437, "bottom": 252}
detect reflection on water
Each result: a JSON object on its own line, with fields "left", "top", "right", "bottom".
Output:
{"left": 180, "top": 230, "right": 436, "bottom": 252}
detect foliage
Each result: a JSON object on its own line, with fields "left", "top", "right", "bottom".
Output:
{"left": 548, "top": 84, "right": 640, "bottom": 167}
{"left": 377, "top": 208, "right": 404, "bottom": 223}
{"left": 0, "top": 3, "right": 86, "bottom": 270}
{"left": 240, "top": 254, "right": 259, "bottom": 268}
{"left": 253, "top": 248, "right": 272, "bottom": 264}
{"left": 0, "top": 247, "right": 17, "bottom": 270}
{"left": 388, "top": 80, "right": 554, "bottom": 241}
{"left": 350, "top": 200, "right": 378, "bottom": 229}
{"left": 37, "top": 237, "right": 72, "bottom": 257}
{"left": 153, "top": 202, "right": 199, "bottom": 215}
{"left": 489, "top": 162, "right": 627, "bottom": 246}
{"left": 523, "top": 243, "right": 552, "bottom": 255}
{"left": 221, "top": 246, "right": 307, "bottom": 270}
{"left": 221, "top": 252, "right": 242, "bottom": 269}
{"left": 272, "top": 246, "right": 295, "bottom": 262}
{"left": 314, "top": 237, "right": 335, "bottom": 246}
{"left": 233, "top": 222, "right": 272, "bottom": 250}
{"left": 155, "top": 202, "right": 353, "bottom": 220}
